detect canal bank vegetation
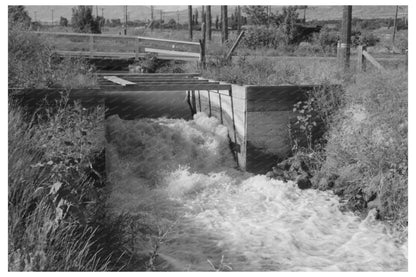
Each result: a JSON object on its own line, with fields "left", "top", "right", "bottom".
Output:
{"left": 8, "top": 7, "right": 141, "bottom": 271}
{"left": 191, "top": 7, "right": 407, "bottom": 234}
{"left": 197, "top": 49, "right": 407, "bottom": 235}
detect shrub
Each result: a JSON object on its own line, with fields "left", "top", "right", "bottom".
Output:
{"left": 315, "top": 26, "right": 338, "bottom": 54}
{"left": 241, "top": 26, "right": 286, "bottom": 49}
{"left": 352, "top": 31, "right": 380, "bottom": 47}
{"left": 317, "top": 69, "right": 407, "bottom": 227}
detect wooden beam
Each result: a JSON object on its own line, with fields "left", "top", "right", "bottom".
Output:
{"left": 109, "top": 79, "right": 210, "bottom": 83}
{"left": 96, "top": 72, "right": 201, "bottom": 77}
{"left": 144, "top": 48, "right": 201, "bottom": 58}
{"left": 362, "top": 50, "right": 385, "bottom": 71}
{"left": 103, "top": 76, "right": 136, "bottom": 86}
{"left": 101, "top": 81, "right": 219, "bottom": 86}
{"left": 356, "top": 45, "right": 367, "bottom": 72}
{"left": 100, "top": 83, "right": 231, "bottom": 91}
{"left": 226, "top": 30, "right": 245, "bottom": 60}
{"left": 32, "top": 31, "right": 200, "bottom": 46}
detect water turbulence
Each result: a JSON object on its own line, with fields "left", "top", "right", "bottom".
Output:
{"left": 106, "top": 112, "right": 407, "bottom": 271}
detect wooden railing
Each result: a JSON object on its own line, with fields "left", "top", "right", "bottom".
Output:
{"left": 32, "top": 31, "right": 203, "bottom": 62}
{"left": 357, "top": 45, "right": 386, "bottom": 72}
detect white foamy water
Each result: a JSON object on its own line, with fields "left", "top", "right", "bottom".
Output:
{"left": 106, "top": 112, "right": 407, "bottom": 271}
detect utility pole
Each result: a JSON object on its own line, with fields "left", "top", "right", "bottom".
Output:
{"left": 188, "top": 5, "right": 193, "bottom": 40}
{"left": 202, "top": 6, "right": 206, "bottom": 27}
{"left": 124, "top": 6, "right": 127, "bottom": 35}
{"left": 207, "top": 6, "right": 212, "bottom": 41}
{"left": 160, "top": 10, "right": 163, "bottom": 31}
{"left": 221, "top": 6, "right": 228, "bottom": 43}
{"left": 338, "top": 5, "right": 352, "bottom": 73}
{"left": 392, "top": 5, "right": 399, "bottom": 45}
{"left": 150, "top": 6, "right": 154, "bottom": 32}
{"left": 237, "top": 5, "right": 241, "bottom": 33}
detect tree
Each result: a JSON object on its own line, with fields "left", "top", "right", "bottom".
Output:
{"left": 215, "top": 15, "right": 219, "bottom": 30}
{"left": 71, "top": 6, "right": 101, "bottom": 33}
{"left": 243, "top": 6, "right": 269, "bottom": 25}
{"left": 279, "top": 6, "right": 300, "bottom": 44}
{"left": 59, "top": 16, "right": 68, "bottom": 27}
{"left": 8, "top": 5, "right": 31, "bottom": 28}
{"left": 166, "top": 18, "right": 176, "bottom": 29}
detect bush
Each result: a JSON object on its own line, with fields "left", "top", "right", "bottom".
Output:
{"left": 352, "top": 31, "right": 380, "bottom": 47}
{"left": 315, "top": 26, "right": 338, "bottom": 54}
{"left": 317, "top": 69, "right": 407, "bottom": 227}
{"left": 241, "top": 26, "right": 286, "bottom": 49}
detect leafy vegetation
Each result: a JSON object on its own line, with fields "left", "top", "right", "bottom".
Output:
{"left": 316, "top": 69, "right": 408, "bottom": 227}
{"left": 71, "top": 6, "right": 101, "bottom": 34}
{"left": 8, "top": 6, "right": 137, "bottom": 271}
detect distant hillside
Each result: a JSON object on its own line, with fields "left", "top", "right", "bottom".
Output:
{"left": 24, "top": 5, "right": 407, "bottom": 24}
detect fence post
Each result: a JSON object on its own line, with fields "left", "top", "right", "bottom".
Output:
{"left": 356, "top": 45, "right": 367, "bottom": 72}
{"left": 89, "top": 35, "right": 94, "bottom": 58}
{"left": 199, "top": 22, "right": 206, "bottom": 69}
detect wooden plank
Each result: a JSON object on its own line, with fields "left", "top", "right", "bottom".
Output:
{"left": 33, "top": 31, "right": 200, "bottom": 46}
{"left": 103, "top": 76, "right": 136, "bottom": 86}
{"left": 96, "top": 72, "right": 201, "bottom": 77}
{"left": 54, "top": 50, "right": 199, "bottom": 61}
{"left": 144, "top": 48, "right": 201, "bottom": 58}
{"left": 120, "top": 77, "right": 198, "bottom": 81}
{"left": 112, "top": 79, "right": 210, "bottom": 83}
{"left": 356, "top": 45, "right": 366, "bottom": 72}
{"left": 99, "top": 83, "right": 231, "bottom": 91}
{"left": 362, "top": 50, "right": 385, "bottom": 71}
{"left": 101, "top": 82, "right": 218, "bottom": 86}
{"left": 226, "top": 30, "right": 245, "bottom": 60}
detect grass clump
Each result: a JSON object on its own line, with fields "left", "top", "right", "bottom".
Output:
{"left": 8, "top": 98, "right": 112, "bottom": 271}
{"left": 315, "top": 69, "right": 407, "bottom": 229}
{"left": 8, "top": 24, "right": 97, "bottom": 89}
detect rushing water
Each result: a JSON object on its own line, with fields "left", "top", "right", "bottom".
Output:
{"left": 106, "top": 112, "right": 407, "bottom": 271}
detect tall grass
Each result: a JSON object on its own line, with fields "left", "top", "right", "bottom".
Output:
{"left": 8, "top": 99, "right": 110, "bottom": 271}
{"left": 316, "top": 69, "right": 408, "bottom": 230}
{"left": 8, "top": 19, "right": 137, "bottom": 271}
{"left": 8, "top": 24, "right": 97, "bottom": 89}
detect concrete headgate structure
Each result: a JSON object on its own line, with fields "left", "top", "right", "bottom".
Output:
{"left": 98, "top": 72, "right": 316, "bottom": 173}
{"left": 13, "top": 72, "right": 316, "bottom": 174}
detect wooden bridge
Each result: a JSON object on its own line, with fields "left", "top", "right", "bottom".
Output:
{"left": 33, "top": 31, "right": 204, "bottom": 63}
